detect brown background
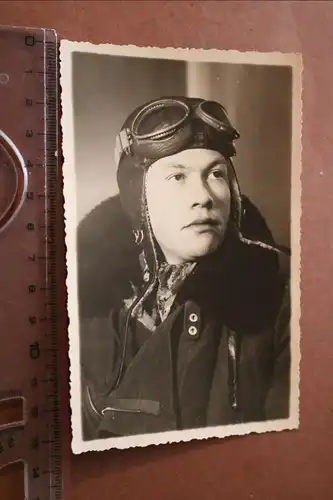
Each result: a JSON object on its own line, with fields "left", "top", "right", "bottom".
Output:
{"left": 1, "top": 1, "right": 333, "bottom": 499}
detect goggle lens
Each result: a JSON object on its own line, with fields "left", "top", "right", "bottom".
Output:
{"left": 200, "top": 100, "right": 227, "bottom": 121}
{"left": 197, "top": 100, "right": 239, "bottom": 138}
{"left": 132, "top": 100, "right": 189, "bottom": 140}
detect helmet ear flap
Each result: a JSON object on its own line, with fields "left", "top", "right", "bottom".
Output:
{"left": 116, "top": 154, "right": 146, "bottom": 231}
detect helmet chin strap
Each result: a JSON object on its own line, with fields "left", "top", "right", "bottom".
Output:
{"left": 114, "top": 173, "right": 159, "bottom": 389}
{"left": 227, "top": 159, "right": 284, "bottom": 254}
{"left": 133, "top": 229, "right": 144, "bottom": 245}
{"left": 226, "top": 158, "right": 242, "bottom": 230}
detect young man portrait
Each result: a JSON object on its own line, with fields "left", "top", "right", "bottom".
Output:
{"left": 77, "top": 96, "right": 291, "bottom": 441}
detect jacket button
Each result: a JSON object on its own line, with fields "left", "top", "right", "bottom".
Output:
{"left": 189, "top": 313, "right": 198, "bottom": 323}
{"left": 188, "top": 325, "right": 198, "bottom": 336}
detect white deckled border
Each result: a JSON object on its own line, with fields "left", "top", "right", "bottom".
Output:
{"left": 60, "top": 40, "right": 302, "bottom": 455}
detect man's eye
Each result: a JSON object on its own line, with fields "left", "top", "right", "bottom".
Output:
{"left": 168, "top": 173, "right": 185, "bottom": 182}
{"left": 209, "top": 169, "right": 225, "bottom": 179}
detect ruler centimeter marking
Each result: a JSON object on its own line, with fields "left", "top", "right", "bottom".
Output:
{"left": 0, "top": 26, "right": 63, "bottom": 500}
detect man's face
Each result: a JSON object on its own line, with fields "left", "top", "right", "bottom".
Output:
{"left": 145, "top": 149, "right": 231, "bottom": 265}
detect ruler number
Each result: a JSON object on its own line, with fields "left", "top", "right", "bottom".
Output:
{"left": 7, "top": 436, "right": 15, "bottom": 448}
{"left": 26, "top": 129, "right": 34, "bottom": 138}
{"left": 30, "top": 405, "right": 39, "bottom": 418}
{"left": 27, "top": 191, "right": 46, "bottom": 201}
{"left": 30, "top": 342, "right": 40, "bottom": 360}
{"left": 31, "top": 376, "right": 38, "bottom": 388}
{"left": 25, "top": 98, "right": 33, "bottom": 107}
{"left": 27, "top": 222, "right": 35, "bottom": 231}
{"left": 32, "top": 466, "right": 40, "bottom": 479}
{"left": 29, "top": 253, "right": 36, "bottom": 262}
{"left": 28, "top": 284, "right": 36, "bottom": 293}
{"left": 29, "top": 316, "right": 37, "bottom": 326}
{"left": 0, "top": 436, "right": 15, "bottom": 453}
{"left": 26, "top": 160, "right": 34, "bottom": 169}
{"left": 25, "top": 35, "right": 36, "bottom": 47}
{"left": 31, "top": 436, "right": 39, "bottom": 450}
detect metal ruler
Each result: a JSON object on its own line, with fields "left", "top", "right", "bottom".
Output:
{"left": 0, "top": 26, "right": 64, "bottom": 500}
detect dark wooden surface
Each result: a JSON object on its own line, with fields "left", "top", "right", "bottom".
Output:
{"left": 1, "top": 1, "right": 333, "bottom": 499}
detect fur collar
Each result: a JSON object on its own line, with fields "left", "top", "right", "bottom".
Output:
{"left": 77, "top": 194, "right": 289, "bottom": 333}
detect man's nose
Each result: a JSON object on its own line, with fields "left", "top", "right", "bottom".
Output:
{"left": 190, "top": 178, "right": 214, "bottom": 209}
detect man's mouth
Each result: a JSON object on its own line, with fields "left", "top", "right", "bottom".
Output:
{"left": 184, "top": 217, "right": 220, "bottom": 230}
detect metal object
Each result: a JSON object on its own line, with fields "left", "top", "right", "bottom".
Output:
{"left": 0, "top": 26, "right": 63, "bottom": 500}
{"left": 0, "top": 129, "right": 28, "bottom": 233}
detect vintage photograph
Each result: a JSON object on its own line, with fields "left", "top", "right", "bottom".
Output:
{"left": 60, "top": 42, "right": 302, "bottom": 453}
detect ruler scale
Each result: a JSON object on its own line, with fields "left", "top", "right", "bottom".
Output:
{"left": 0, "top": 26, "right": 63, "bottom": 500}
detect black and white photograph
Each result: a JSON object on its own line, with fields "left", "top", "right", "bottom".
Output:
{"left": 60, "top": 42, "right": 301, "bottom": 453}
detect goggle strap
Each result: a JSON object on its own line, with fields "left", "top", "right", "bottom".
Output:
{"left": 114, "top": 128, "right": 131, "bottom": 166}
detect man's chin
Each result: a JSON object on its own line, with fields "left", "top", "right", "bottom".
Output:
{"left": 187, "top": 237, "right": 222, "bottom": 260}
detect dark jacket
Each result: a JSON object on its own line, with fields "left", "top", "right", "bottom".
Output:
{"left": 78, "top": 195, "right": 290, "bottom": 440}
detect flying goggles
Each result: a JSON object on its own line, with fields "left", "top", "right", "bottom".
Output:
{"left": 115, "top": 98, "right": 240, "bottom": 165}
